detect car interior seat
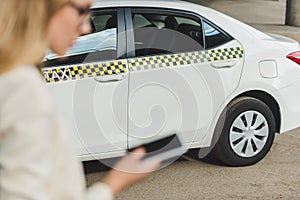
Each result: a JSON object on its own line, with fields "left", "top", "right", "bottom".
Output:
{"left": 176, "top": 23, "right": 203, "bottom": 46}
{"left": 172, "top": 23, "right": 204, "bottom": 51}
{"left": 105, "top": 15, "right": 117, "bottom": 29}
{"left": 164, "top": 16, "right": 179, "bottom": 30}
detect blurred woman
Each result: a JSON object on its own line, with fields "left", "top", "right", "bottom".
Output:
{"left": 0, "top": 0, "right": 159, "bottom": 199}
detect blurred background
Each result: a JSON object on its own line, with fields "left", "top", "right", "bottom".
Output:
{"left": 187, "top": 0, "right": 300, "bottom": 42}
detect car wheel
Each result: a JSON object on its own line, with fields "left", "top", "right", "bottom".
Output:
{"left": 213, "top": 97, "right": 276, "bottom": 166}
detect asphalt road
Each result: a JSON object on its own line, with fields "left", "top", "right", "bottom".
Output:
{"left": 85, "top": 128, "right": 300, "bottom": 200}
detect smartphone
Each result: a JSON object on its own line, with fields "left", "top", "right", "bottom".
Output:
{"left": 127, "top": 134, "right": 187, "bottom": 162}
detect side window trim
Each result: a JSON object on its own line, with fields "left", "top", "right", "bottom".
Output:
{"left": 201, "top": 18, "right": 234, "bottom": 49}
{"left": 117, "top": 8, "right": 126, "bottom": 59}
{"left": 124, "top": 7, "right": 135, "bottom": 58}
{"left": 200, "top": 17, "right": 206, "bottom": 50}
{"left": 126, "top": 7, "right": 234, "bottom": 54}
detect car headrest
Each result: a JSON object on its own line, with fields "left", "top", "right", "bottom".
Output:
{"left": 164, "top": 16, "right": 178, "bottom": 30}
{"left": 106, "top": 16, "right": 117, "bottom": 29}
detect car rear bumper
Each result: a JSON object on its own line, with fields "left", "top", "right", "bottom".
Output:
{"left": 276, "top": 79, "right": 300, "bottom": 133}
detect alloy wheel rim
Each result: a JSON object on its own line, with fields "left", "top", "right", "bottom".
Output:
{"left": 229, "top": 110, "right": 269, "bottom": 158}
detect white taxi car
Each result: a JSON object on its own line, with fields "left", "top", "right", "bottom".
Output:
{"left": 43, "top": 0, "right": 300, "bottom": 166}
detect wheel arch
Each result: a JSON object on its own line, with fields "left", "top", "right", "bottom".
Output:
{"left": 232, "top": 90, "right": 281, "bottom": 133}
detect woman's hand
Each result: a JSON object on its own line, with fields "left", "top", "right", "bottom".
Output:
{"left": 102, "top": 148, "right": 160, "bottom": 196}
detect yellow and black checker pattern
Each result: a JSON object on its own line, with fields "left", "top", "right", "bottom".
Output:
{"left": 43, "top": 60, "right": 127, "bottom": 83}
{"left": 43, "top": 47, "right": 243, "bottom": 83}
{"left": 128, "top": 47, "right": 244, "bottom": 71}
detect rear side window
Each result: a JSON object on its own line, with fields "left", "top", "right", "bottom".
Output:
{"left": 203, "top": 21, "right": 233, "bottom": 49}
{"left": 44, "top": 9, "right": 118, "bottom": 67}
{"left": 131, "top": 9, "right": 204, "bottom": 57}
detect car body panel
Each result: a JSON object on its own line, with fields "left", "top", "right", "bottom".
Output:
{"left": 42, "top": 0, "right": 300, "bottom": 161}
{"left": 45, "top": 59, "right": 129, "bottom": 156}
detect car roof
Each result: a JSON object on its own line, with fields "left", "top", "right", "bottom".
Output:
{"left": 92, "top": 0, "right": 206, "bottom": 13}
{"left": 92, "top": 0, "right": 272, "bottom": 41}
{"left": 91, "top": 0, "right": 225, "bottom": 26}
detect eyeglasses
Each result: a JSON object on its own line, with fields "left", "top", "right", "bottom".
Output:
{"left": 67, "top": 1, "right": 92, "bottom": 29}
{"left": 68, "top": 1, "right": 91, "bottom": 16}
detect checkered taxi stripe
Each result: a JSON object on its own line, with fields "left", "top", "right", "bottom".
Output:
{"left": 43, "top": 47, "right": 243, "bottom": 83}
{"left": 128, "top": 47, "right": 244, "bottom": 71}
{"left": 43, "top": 60, "right": 127, "bottom": 83}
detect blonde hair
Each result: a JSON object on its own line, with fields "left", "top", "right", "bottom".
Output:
{"left": 0, "top": 0, "right": 68, "bottom": 73}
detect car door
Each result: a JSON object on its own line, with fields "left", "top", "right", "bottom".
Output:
{"left": 43, "top": 8, "right": 129, "bottom": 160}
{"left": 125, "top": 8, "right": 244, "bottom": 148}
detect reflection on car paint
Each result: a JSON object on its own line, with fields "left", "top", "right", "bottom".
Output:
{"left": 45, "top": 28, "right": 117, "bottom": 60}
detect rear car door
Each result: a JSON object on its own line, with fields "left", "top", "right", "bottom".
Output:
{"left": 43, "top": 8, "right": 129, "bottom": 160}
{"left": 125, "top": 8, "right": 244, "bottom": 148}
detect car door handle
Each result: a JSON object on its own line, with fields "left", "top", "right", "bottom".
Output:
{"left": 210, "top": 60, "right": 236, "bottom": 68}
{"left": 94, "top": 73, "right": 127, "bottom": 83}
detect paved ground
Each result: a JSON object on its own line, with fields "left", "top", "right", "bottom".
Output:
{"left": 85, "top": 128, "right": 300, "bottom": 200}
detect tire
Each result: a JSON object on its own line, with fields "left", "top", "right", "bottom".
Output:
{"left": 212, "top": 97, "right": 276, "bottom": 166}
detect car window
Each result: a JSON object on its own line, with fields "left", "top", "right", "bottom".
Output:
{"left": 133, "top": 14, "right": 153, "bottom": 29}
{"left": 131, "top": 10, "right": 204, "bottom": 57}
{"left": 43, "top": 10, "right": 118, "bottom": 67}
{"left": 203, "top": 21, "right": 233, "bottom": 49}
